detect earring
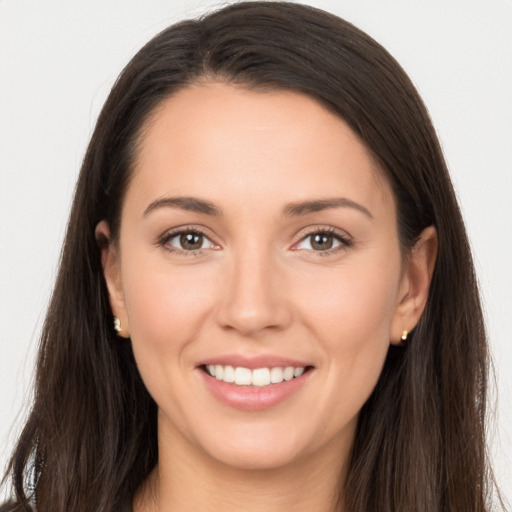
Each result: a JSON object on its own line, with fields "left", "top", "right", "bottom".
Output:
{"left": 401, "top": 330, "right": 409, "bottom": 342}
{"left": 113, "top": 317, "right": 122, "bottom": 334}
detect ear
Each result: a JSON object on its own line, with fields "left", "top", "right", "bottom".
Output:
{"left": 390, "top": 226, "right": 438, "bottom": 344}
{"left": 95, "top": 220, "right": 130, "bottom": 338}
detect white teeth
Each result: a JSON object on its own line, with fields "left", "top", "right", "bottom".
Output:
{"left": 206, "top": 364, "right": 307, "bottom": 386}
{"left": 283, "top": 366, "right": 294, "bottom": 381}
{"left": 270, "top": 367, "right": 284, "bottom": 383}
{"left": 252, "top": 368, "right": 271, "bottom": 387}
{"left": 223, "top": 365, "right": 235, "bottom": 383}
{"left": 234, "top": 367, "right": 252, "bottom": 385}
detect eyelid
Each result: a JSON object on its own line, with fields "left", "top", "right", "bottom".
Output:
{"left": 157, "top": 225, "right": 221, "bottom": 255}
{"left": 291, "top": 225, "right": 353, "bottom": 253}
{"left": 156, "top": 224, "right": 352, "bottom": 256}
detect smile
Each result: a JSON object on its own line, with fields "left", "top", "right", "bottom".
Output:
{"left": 205, "top": 364, "right": 306, "bottom": 387}
{"left": 198, "top": 359, "right": 314, "bottom": 411}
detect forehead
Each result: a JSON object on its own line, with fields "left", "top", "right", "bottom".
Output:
{"left": 127, "top": 82, "right": 394, "bottom": 219}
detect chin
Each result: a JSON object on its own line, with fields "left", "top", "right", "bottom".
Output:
{"left": 206, "top": 442, "right": 305, "bottom": 471}
{"left": 189, "top": 420, "right": 322, "bottom": 472}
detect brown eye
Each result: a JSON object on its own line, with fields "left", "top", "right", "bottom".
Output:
{"left": 180, "top": 232, "right": 204, "bottom": 250}
{"left": 295, "top": 230, "right": 348, "bottom": 252}
{"left": 310, "top": 233, "right": 334, "bottom": 250}
{"left": 165, "top": 230, "right": 215, "bottom": 252}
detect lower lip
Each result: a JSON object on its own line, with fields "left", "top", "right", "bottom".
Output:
{"left": 198, "top": 369, "right": 312, "bottom": 411}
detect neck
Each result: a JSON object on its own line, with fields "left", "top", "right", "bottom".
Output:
{"left": 134, "top": 419, "right": 352, "bottom": 512}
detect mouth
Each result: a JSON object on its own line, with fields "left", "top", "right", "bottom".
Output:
{"left": 201, "top": 364, "right": 313, "bottom": 387}
{"left": 196, "top": 355, "right": 315, "bottom": 410}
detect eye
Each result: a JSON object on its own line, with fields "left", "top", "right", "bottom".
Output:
{"left": 295, "top": 229, "right": 351, "bottom": 252}
{"left": 162, "top": 229, "right": 216, "bottom": 253}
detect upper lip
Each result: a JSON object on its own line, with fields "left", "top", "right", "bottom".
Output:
{"left": 196, "top": 354, "right": 312, "bottom": 370}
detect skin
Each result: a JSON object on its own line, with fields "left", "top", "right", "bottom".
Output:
{"left": 97, "top": 82, "right": 437, "bottom": 512}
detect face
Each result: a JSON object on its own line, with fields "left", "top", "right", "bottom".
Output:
{"left": 101, "top": 82, "right": 423, "bottom": 472}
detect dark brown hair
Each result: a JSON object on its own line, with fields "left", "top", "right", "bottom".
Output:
{"left": 1, "top": 2, "right": 504, "bottom": 511}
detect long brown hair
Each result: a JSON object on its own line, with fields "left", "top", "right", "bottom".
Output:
{"left": 1, "top": 2, "right": 504, "bottom": 511}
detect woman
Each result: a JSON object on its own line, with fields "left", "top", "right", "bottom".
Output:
{"left": 0, "top": 2, "right": 506, "bottom": 511}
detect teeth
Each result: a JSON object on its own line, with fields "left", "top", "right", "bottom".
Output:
{"left": 283, "top": 366, "right": 294, "bottom": 381}
{"left": 223, "top": 365, "right": 235, "bottom": 383}
{"left": 252, "top": 368, "right": 270, "bottom": 387}
{"left": 205, "top": 365, "right": 306, "bottom": 386}
{"left": 234, "top": 367, "right": 252, "bottom": 385}
{"left": 270, "top": 367, "right": 283, "bottom": 383}
{"left": 294, "top": 367, "right": 304, "bottom": 377}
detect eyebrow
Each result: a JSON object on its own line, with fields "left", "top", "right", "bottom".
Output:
{"left": 143, "top": 196, "right": 223, "bottom": 217}
{"left": 283, "top": 198, "right": 373, "bottom": 219}
{"left": 143, "top": 195, "right": 373, "bottom": 219}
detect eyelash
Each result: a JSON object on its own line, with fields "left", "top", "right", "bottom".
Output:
{"left": 157, "top": 226, "right": 353, "bottom": 257}
{"left": 293, "top": 226, "right": 353, "bottom": 256}
{"left": 157, "top": 226, "right": 215, "bottom": 257}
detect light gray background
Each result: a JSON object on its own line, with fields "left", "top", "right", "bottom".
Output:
{"left": 1, "top": 0, "right": 511, "bottom": 504}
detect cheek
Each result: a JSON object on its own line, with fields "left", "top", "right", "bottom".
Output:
{"left": 300, "top": 262, "right": 398, "bottom": 342}
{"left": 294, "top": 257, "right": 400, "bottom": 408}
{"left": 120, "top": 255, "right": 218, "bottom": 371}
{"left": 119, "top": 257, "right": 223, "bottom": 434}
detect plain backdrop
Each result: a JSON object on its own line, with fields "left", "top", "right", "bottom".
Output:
{"left": 1, "top": 0, "right": 511, "bottom": 504}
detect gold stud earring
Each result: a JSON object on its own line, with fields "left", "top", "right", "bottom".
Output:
{"left": 113, "top": 317, "right": 122, "bottom": 335}
{"left": 401, "top": 330, "right": 409, "bottom": 342}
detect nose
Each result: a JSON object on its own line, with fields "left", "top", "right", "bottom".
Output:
{"left": 215, "top": 246, "right": 293, "bottom": 337}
